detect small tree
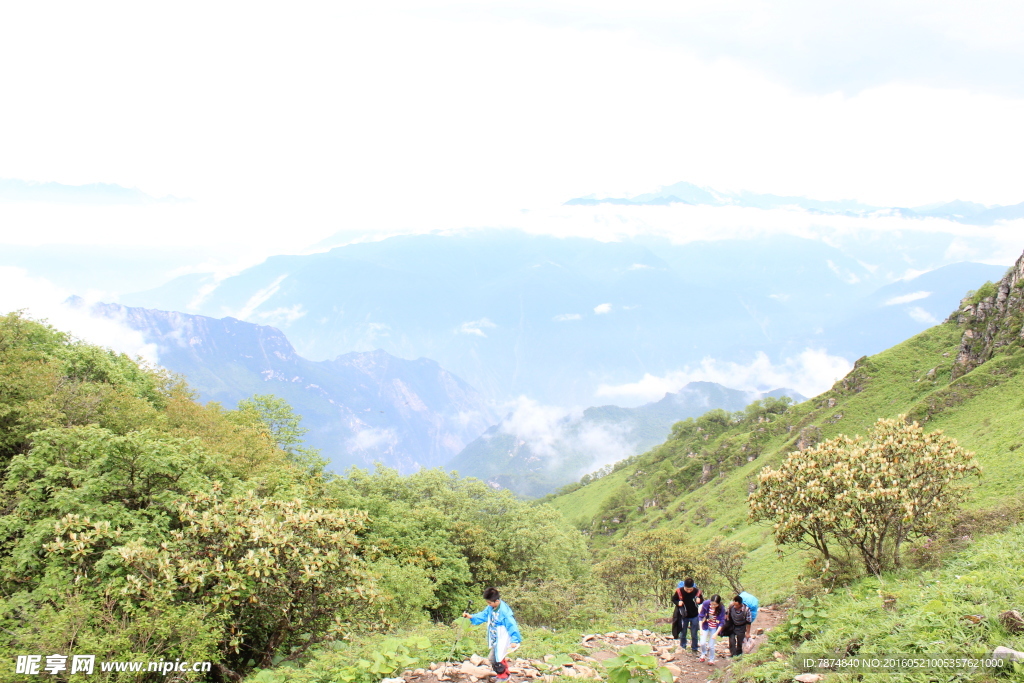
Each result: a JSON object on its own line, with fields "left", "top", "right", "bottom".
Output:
{"left": 704, "top": 536, "right": 746, "bottom": 593}
{"left": 232, "top": 394, "right": 325, "bottom": 473}
{"left": 596, "top": 529, "right": 708, "bottom": 604}
{"left": 749, "top": 416, "right": 981, "bottom": 576}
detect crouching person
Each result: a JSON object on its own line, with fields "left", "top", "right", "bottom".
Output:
{"left": 464, "top": 587, "right": 522, "bottom": 680}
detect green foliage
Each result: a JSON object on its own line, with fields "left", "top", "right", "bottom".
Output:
{"left": 329, "top": 466, "right": 591, "bottom": 621}
{"left": 704, "top": 536, "right": 747, "bottom": 593}
{"left": 749, "top": 416, "right": 982, "bottom": 576}
{"left": 695, "top": 408, "right": 734, "bottom": 438}
{"left": 232, "top": 394, "right": 326, "bottom": 473}
{"left": 780, "top": 597, "right": 829, "bottom": 642}
{"left": 966, "top": 280, "right": 998, "bottom": 305}
{"left": 503, "top": 574, "right": 612, "bottom": 628}
{"left": 446, "top": 615, "right": 473, "bottom": 661}
{"left": 336, "top": 636, "right": 431, "bottom": 683}
{"left": 248, "top": 636, "right": 431, "bottom": 683}
{"left": 0, "top": 312, "right": 168, "bottom": 467}
{"left": 602, "top": 644, "right": 674, "bottom": 683}
{"left": 747, "top": 523, "right": 1024, "bottom": 682}
{"left": 596, "top": 529, "right": 708, "bottom": 605}
{"left": 117, "top": 489, "right": 375, "bottom": 675}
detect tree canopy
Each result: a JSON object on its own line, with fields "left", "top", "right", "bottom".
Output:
{"left": 749, "top": 416, "right": 981, "bottom": 575}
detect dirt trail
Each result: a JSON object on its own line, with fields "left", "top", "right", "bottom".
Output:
{"left": 399, "top": 606, "right": 786, "bottom": 683}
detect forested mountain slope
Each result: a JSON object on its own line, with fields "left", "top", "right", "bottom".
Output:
{"left": 548, "top": 255, "right": 1024, "bottom": 600}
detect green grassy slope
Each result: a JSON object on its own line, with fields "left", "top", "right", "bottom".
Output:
{"left": 548, "top": 315, "right": 1024, "bottom": 601}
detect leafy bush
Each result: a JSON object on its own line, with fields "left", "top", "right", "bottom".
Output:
{"left": 596, "top": 529, "right": 708, "bottom": 605}
{"left": 602, "top": 644, "right": 673, "bottom": 683}
{"left": 248, "top": 636, "right": 431, "bottom": 683}
{"left": 749, "top": 416, "right": 981, "bottom": 575}
{"left": 118, "top": 490, "right": 375, "bottom": 677}
{"left": 967, "top": 280, "right": 998, "bottom": 305}
{"left": 503, "top": 575, "right": 612, "bottom": 628}
{"left": 781, "top": 597, "right": 829, "bottom": 642}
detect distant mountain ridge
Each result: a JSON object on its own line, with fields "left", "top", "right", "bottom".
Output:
{"left": 0, "top": 178, "right": 186, "bottom": 204}
{"left": 75, "top": 299, "right": 497, "bottom": 473}
{"left": 566, "top": 181, "right": 1024, "bottom": 226}
{"left": 449, "top": 382, "right": 804, "bottom": 497}
{"left": 120, "top": 230, "right": 1007, "bottom": 407}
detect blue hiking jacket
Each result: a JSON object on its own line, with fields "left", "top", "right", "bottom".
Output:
{"left": 469, "top": 601, "right": 522, "bottom": 647}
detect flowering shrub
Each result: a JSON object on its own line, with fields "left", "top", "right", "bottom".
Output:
{"left": 749, "top": 416, "right": 981, "bottom": 576}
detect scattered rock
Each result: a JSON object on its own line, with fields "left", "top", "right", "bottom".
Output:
{"left": 470, "top": 655, "right": 485, "bottom": 666}
{"left": 1000, "top": 610, "right": 1024, "bottom": 634}
{"left": 459, "top": 662, "right": 492, "bottom": 678}
{"left": 773, "top": 651, "right": 787, "bottom": 661}
{"left": 992, "top": 646, "right": 1024, "bottom": 662}
{"left": 963, "top": 614, "right": 985, "bottom": 624}
{"left": 590, "top": 651, "right": 617, "bottom": 661}
{"left": 756, "top": 627, "right": 764, "bottom": 636}
{"left": 429, "top": 663, "right": 440, "bottom": 671}
{"left": 794, "top": 675, "right": 822, "bottom": 683}
{"left": 568, "top": 653, "right": 585, "bottom": 661}
{"left": 381, "top": 678, "right": 405, "bottom": 683}
{"left": 581, "top": 634, "right": 596, "bottom": 643}
{"left": 413, "top": 670, "right": 426, "bottom": 676}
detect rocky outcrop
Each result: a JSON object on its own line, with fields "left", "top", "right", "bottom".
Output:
{"left": 948, "top": 256, "right": 1024, "bottom": 379}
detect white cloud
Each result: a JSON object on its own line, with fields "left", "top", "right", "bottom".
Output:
{"left": 884, "top": 290, "right": 932, "bottom": 306}
{"left": 2, "top": 3, "right": 1024, "bottom": 262}
{"left": 595, "top": 349, "right": 853, "bottom": 402}
{"left": 908, "top": 306, "right": 939, "bottom": 324}
{"left": 457, "top": 318, "right": 497, "bottom": 337}
{"left": 593, "top": 303, "right": 612, "bottom": 314}
{"left": 0, "top": 267, "right": 159, "bottom": 364}
{"left": 495, "top": 396, "right": 636, "bottom": 472}
{"left": 553, "top": 313, "right": 582, "bottom": 321}
{"left": 347, "top": 427, "right": 397, "bottom": 452}
{"left": 826, "top": 259, "right": 862, "bottom": 285}
{"left": 628, "top": 263, "right": 653, "bottom": 270}
{"left": 498, "top": 396, "right": 580, "bottom": 459}
{"left": 234, "top": 274, "right": 287, "bottom": 320}
{"left": 254, "top": 304, "right": 307, "bottom": 325}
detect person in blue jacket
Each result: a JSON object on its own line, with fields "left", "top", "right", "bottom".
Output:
{"left": 464, "top": 587, "right": 522, "bottom": 680}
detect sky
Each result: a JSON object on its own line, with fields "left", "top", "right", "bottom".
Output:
{"left": 2, "top": 1, "right": 1024, "bottom": 404}
{"left": 2, "top": 1, "right": 1024, "bottom": 246}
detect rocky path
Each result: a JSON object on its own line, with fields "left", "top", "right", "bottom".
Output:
{"left": 397, "top": 606, "right": 786, "bottom": 683}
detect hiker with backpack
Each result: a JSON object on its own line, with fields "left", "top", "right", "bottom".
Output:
{"left": 697, "top": 594, "right": 725, "bottom": 665}
{"left": 464, "top": 587, "right": 522, "bottom": 680}
{"left": 717, "top": 595, "right": 752, "bottom": 658}
{"left": 670, "top": 578, "right": 703, "bottom": 655}
{"left": 739, "top": 590, "right": 760, "bottom": 625}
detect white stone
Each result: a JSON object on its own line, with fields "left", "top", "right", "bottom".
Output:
{"left": 993, "top": 646, "right": 1024, "bottom": 662}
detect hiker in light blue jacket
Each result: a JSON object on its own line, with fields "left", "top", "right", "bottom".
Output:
{"left": 464, "top": 587, "right": 522, "bottom": 680}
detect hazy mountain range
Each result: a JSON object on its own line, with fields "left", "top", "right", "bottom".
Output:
{"left": 566, "top": 180, "right": 1024, "bottom": 225}
{"left": 121, "top": 229, "right": 1006, "bottom": 406}
{"left": 79, "top": 299, "right": 807, "bottom": 494}
{"left": 449, "top": 384, "right": 803, "bottom": 498}
{"left": 78, "top": 299, "right": 497, "bottom": 473}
